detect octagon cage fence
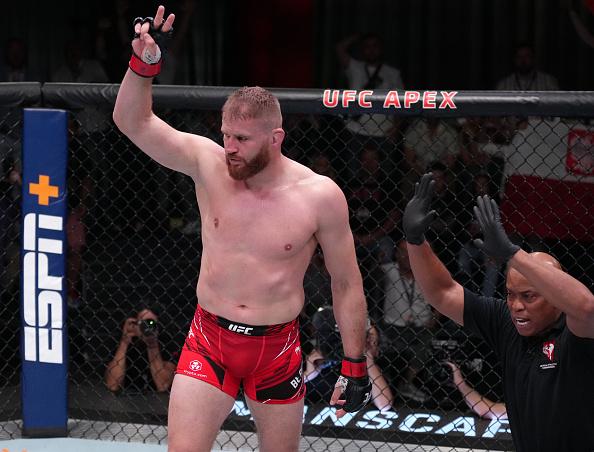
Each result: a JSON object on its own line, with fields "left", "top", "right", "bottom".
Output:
{"left": 0, "top": 83, "right": 593, "bottom": 451}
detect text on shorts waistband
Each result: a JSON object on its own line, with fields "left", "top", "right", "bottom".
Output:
{"left": 197, "top": 304, "right": 296, "bottom": 336}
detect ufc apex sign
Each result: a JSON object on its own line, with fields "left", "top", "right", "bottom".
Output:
{"left": 22, "top": 213, "right": 65, "bottom": 363}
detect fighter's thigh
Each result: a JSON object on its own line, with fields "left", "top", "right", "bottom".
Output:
{"left": 246, "top": 398, "right": 304, "bottom": 452}
{"left": 168, "top": 374, "right": 235, "bottom": 452}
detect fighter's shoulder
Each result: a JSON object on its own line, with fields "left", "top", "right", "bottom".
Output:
{"left": 294, "top": 165, "right": 345, "bottom": 203}
{"left": 186, "top": 133, "right": 224, "bottom": 155}
{"left": 186, "top": 134, "right": 225, "bottom": 175}
{"left": 295, "top": 174, "right": 347, "bottom": 223}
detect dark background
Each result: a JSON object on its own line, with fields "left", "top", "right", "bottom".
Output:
{"left": 3, "top": 0, "right": 594, "bottom": 90}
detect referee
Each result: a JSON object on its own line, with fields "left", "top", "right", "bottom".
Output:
{"left": 402, "top": 173, "right": 594, "bottom": 452}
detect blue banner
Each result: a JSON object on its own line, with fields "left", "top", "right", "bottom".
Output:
{"left": 21, "top": 109, "right": 68, "bottom": 436}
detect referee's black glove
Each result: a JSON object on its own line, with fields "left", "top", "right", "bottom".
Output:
{"left": 473, "top": 195, "right": 520, "bottom": 263}
{"left": 402, "top": 173, "right": 437, "bottom": 245}
{"left": 330, "top": 356, "right": 372, "bottom": 414}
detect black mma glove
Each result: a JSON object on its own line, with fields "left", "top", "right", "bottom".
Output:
{"left": 473, "top": 195, "right": 520, "bottom": 263}
{"left": 402, "top": 173, "right": 437, "bottom": 245}
{"left": 333, "top": 357, "right": 372, "bottom": 413}
{"left": 129, "top": 15, "right": 174, "bottom": 77}
{"left": 133, "top": 16, "right": 174, "bottom": 54}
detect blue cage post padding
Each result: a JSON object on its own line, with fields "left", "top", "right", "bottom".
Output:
{"left": 21, "top": 109, "right": 69, "bottom": 436}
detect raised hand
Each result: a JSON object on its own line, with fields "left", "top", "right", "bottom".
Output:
{"left": 129, "top": 5, "right": 175, "bottom": 77}
{"left": 402, "top": 173, "right": 437, "bottom": 245}
{"left": 473, "top": 195, "right": 520, "bottom": 263}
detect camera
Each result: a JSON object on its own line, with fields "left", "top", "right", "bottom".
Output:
{"left": 429, "top": 338, "right": 484, "bottom": 385}
{"left": 138, "top": 318, "right": 158, "bottom": 336}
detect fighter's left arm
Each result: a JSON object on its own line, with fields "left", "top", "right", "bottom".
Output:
{"left": 314, "top": 178, "right": 367, "bottom": 360}
{"left": 314, "top": 177, "right": 371, "bottom": 417}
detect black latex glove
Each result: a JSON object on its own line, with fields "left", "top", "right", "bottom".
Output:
{"left": 402, "top": 173, "right": 437, "bottom": 245}
{"left": 473, "top": 195, "right": 520, "bottom": 263}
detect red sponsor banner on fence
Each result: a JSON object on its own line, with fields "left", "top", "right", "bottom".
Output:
{"left": 502, "top": 120, "right": 594, "bottom": 241}
{"left": 566, "top": 128, "right": 594, "bottom": 176}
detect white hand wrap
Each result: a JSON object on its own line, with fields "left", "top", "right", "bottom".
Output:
{"left": 142, "top": 46, "right": 162, "bottom": 65}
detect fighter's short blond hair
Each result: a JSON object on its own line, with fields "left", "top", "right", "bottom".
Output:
{"left": 222, "top": 86, "right": 282, "bottom": 129}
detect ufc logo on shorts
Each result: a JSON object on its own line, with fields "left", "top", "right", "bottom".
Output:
{"left": 23, "top": 213, "right": 64, "bottom": 364}
{"left": 228, "top": 324, "right": 253, "bottom": 335}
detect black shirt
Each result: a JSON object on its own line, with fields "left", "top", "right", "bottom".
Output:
{"left": 463, "top": 288, "right": 594, "bottom": 452}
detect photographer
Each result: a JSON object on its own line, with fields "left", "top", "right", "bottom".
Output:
{"left": 105, "top": 308, "right": 175, "bottom": 393}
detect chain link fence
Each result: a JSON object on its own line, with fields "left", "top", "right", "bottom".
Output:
{"left": 1, "top": 84, "right": 593, "bottom": 451}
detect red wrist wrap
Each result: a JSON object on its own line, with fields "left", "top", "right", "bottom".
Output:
{"left": 341, "top": 357, "right": 367, "bottom": 378}
{"left": 129, "top": 53, "right": 162, "bottom": 78}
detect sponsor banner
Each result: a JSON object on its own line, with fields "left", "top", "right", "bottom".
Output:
{"left": 21, "top": 109, "right": 69, "bottom": 435}
{"left": 502, "top": 119, "right": 594, "bottom": 241}
{"left": 229, "top": 401, "right": 512, "bottom": 441}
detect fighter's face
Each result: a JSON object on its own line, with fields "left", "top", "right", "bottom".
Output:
{"left": 221, "top": 118, "right": 271, "bottom": 180}
{"left": 505, "top": 268, "right": 561, "bottom": 336}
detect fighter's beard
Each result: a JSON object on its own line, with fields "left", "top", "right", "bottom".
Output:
{"left": 226, "top": 145, "right": 270, "bottom": 180}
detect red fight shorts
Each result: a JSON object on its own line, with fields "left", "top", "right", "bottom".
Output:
{"left": 176, "top": 304, "right": 305, "bottom": 404}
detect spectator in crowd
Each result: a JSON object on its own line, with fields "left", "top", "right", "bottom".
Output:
{"left": 51, "top": 40, "right": 109, "bottom": 83}
{"left": 346, "top": 145, "right": 401, "bottom": 321}
{"left": 380, "top": 239, "right": 437, "bottom": 403}
{"left": 336, "top": 33, "right": 404, "bottom": 180}
{"left": 455, "top": 117, "right": 510, "bottom": 199}
{"left": 401, "top": 117, "right": 459, "bottom": 199}
{"left": 496, "top": 44, "right": 559, "bottom": 91}
{"left": 283, "top": 114, "right": 324, "bottom": 165}
{"left": 402, "top": 173, "right": 594, "bottom": 452}
{"left": 423, "top": 162, "right": 462, "bottom": 271}
{"left": 445, "top": 360, "right": 507, "bottom": 421}
{"left": 456, "top": 172, "right": 501, "bottom": 298}
{"left": 0, "top": 37, "right": 37, "bottom": 82}
{"left": 105, "top": 307, "right": 176, "bottom": 393}
{"left": 304, "top": 306, "right": 394, "bottom": 413}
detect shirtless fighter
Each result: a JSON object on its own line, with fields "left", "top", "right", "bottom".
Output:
{"left": 113, "top": 5, "right": 371, "bottom": 452}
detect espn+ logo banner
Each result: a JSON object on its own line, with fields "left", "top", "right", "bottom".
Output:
{"left": 21, "top": 109, "right": 68, "bottom": 435}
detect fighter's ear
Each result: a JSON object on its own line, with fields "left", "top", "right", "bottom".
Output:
{"left": 271, "top": 128, "right": 285, "bottom": 145}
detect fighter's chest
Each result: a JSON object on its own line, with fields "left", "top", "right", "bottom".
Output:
{"left": 202, "top": 190, "right": 317, "bottom": 255}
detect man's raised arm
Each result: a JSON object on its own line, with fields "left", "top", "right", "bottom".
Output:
{"left": 473, "top": 194, "right": 594, "bottom": 338}
{"left": 402, "top": 173, "right": 465, "bottom": 325}
{"left": 113, "top": 5, "right": 213, "bottom": 177}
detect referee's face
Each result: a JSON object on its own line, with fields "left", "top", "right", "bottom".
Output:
{"left": 506, "top": 269, "right": 561, "bottom": 336}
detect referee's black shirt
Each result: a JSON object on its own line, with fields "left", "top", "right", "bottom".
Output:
{"left": 463, "top": 288, "right": 594, "bottom": 452}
